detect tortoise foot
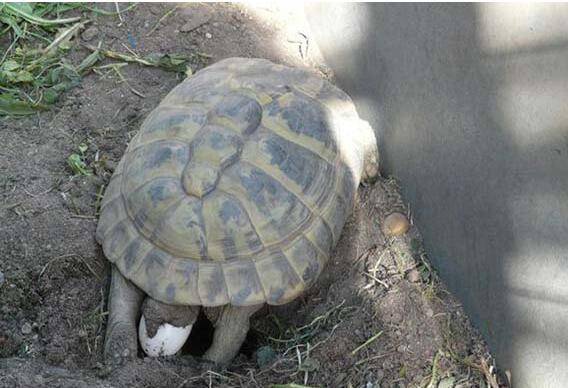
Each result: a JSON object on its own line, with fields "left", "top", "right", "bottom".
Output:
{"left": 104, "top": 320, "right": 139, "bottom": 366}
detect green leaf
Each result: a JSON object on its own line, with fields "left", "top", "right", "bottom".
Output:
{"left": 144, "top": 53, "right": 189, "bottom": 73}
{"left": 42, "top": 88, "right": 59, "bottom": 104}
{"left": 7, "top": 2, "right": 35, "bottom": 16}
{"left": 0, "top": 93, "right": 45, "bottom": 115}
{"left": 0, "top": 14, "right": 23, "bottom": 37}
{"left": 67, "top": 153, "right": 92, "bottom": 176}
{"left": 14, "top": 70, "right": 34, "bottom": 83}
{"left": 78, "top": 143, "right": 88, "bottom": 154}
{"left": 76, "top": 50, "right": 101, "bottom": 74}
{"left": 2, "top": 59, "right": 21, "bottom": 72}
{"left": 3, "top": 3, "right": 80, "bottom": 27}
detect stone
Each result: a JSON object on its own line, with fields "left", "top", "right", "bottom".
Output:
{"left": 407, "top": 269, "right": 421, "bottom": 283}
{"left": 81, "top": 26, "right": 99, "bottom": 42}
{"left": 383, "top": 212, "right": 410, "bottom": 237}
{"left": 437, "top": 376, "right": 456, "bottom": 388}
{"left": 21, "top": 323, "right": 32, "bottom": 335}
{"left": 256, "top": 345, "right": 277, "bottom": 368}
{"left": 179, "top": 8, "right": 211, "bottom": 33}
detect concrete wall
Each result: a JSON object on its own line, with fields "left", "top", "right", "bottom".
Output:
{"left": 306, "top": 4, "right": 568, "bottom": 387}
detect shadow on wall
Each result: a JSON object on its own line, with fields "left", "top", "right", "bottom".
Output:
{"left": 306, "top": 3, "right": 568, "bottom": 387}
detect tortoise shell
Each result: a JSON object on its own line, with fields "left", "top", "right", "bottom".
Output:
{"left": 96, "top": 58, "right": 363, "bottom": 307}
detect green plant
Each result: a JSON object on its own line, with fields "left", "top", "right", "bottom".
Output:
{"left": 67, "top": 143, "right": 92, "bottom": 176}
{"left": 0, "top": 3, "right": 102, "bottom": 115}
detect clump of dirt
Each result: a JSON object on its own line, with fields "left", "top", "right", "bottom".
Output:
{"left": 0, "top": 3, "right": 504, "bottom": 388}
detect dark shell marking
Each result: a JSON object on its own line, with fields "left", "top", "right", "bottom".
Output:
{"left": 96, "top": 57, "right": 363, "bottom": 307}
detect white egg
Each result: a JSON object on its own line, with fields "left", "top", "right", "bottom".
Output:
{"left": 138, "top": 315, "right": 192, "bottom": 357}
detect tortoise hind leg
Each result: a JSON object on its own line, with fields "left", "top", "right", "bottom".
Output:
{"left": 104, "top": 265, "right": 144, "bottom": 365}
{"left": 338, "top": 118, "right": 379, "bottom": 184}
{"left": 358, "top": 120, "right": 380, "bottom": 183}
{"left": 203, "top": 304, "right": 263, "bottom": 365}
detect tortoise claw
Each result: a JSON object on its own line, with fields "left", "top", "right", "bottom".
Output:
{"left": 104, "top": 321, "right": 139, "bottom": 366}
{"left": 104, "top": 265, "right": 144, "bottom": 366}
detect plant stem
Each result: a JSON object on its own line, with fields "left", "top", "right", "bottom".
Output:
{"left": 4, "top": 3, "right": 81, "bottom": 26}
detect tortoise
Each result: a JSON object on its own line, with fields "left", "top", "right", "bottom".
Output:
{"left": 96, "top": 57, "right": 379, "bottom": 365}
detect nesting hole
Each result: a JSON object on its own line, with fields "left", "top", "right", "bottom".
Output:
{"left": 179, "top": 310, "right": 262, "bottom": 358}
{"left": 181, "top": 310, "right": 214, "bottom": 356}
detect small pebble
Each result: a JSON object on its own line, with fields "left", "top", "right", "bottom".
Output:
{"left": 21, "top": 323, "right": 32, "bottom": 335}
{"left": 437, "top": 376, "right": 456, "bottom": 388}
{"left": 33, "top": 375, "right": 44, "bottom": 385}
{"left": 407, "top": 269, "right": 421, "bottom": 283}
{"left": 81, "top": 26, "right": 99, "bottom": 42}
{"left": 383, "top": 212, "right": 410, "bottom": 236}
{"left": 389, "top": 312, "right": 402, "bottom": 323}
{"left": 205, "top": 32, "right": 212, "bottom": 39}
{"left": 256, "top": 345, "right": 277, "bottom": 368}
{"left": 334, "top": 373, "right": 347, "bottom": 385}
{"left": 425, "top": 308, "right": 434, "bottom": 317}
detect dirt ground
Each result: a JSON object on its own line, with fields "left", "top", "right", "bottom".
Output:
{"left": 0, "top": 3, "right": 504, "bottom": 388}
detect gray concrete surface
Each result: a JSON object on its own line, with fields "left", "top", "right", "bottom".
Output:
{"left": 306, "top": 4, "right": 568, "bottom": 387}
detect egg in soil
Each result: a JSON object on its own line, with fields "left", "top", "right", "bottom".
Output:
{"left": 138, "top": 315, "right": 193, "bottom": 357}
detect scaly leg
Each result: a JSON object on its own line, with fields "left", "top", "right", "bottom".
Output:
{"left": 203, "top": 304, "right": 263, "bottom": 365}
{"left": 104, "top": 265, "right": 144, "bottom": 365}
{"left": 358, "top": 120, "right": 380, "bottom": 183}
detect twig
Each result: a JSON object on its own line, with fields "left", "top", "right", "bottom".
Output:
{"left": 121, "top": 42, "right": 139, "bottom": 58}
{"left": 111, "top": 65, "right": 145, "bottom": 97}
{"left": 115, "top": 2, "right": 124, "bottom": 23}
{"left": 43, "top": 21, "right": 86, "bottom": 54}
{"left": 362, "top": 271, "right": 389, "bottom": 289}
{"left": 23, "top": 185, "right": 56, "bottom": 198}
{"left": 39, "top": 253, "right": 100, "bottom": 279}
{"left": 3, "top": 3, "right": 81, "bottom": 26}
{"left": 351, "top": 330, "right": 383, "bottom": 355}
{"left": 147, "top": 5, "right": 179, "bottom": 36}
{"left": 426, "top": 350, "right": 442, "bottom": 388}
{"left": 70, "top": 214, "right": 97, "bottom": 220}
{"left": 0, "top": 28, "right": 22, "bottom": 66}
{"left": 83, "top": 44, "right": 154, "bottom": 66}
{"left": 83, "top": 3, "right": 138, "bottom": 16}
{"left": 355, "top": 352, "right": 395, "bottom": 366}
{"left": 94, "top": 183, "right": 105, "bottom": 216}
{"left": 3, "top": 185, "right": 55, "bottom": 210}
{"left": 297, "top": 300, "right": 345, "bottom": 331}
